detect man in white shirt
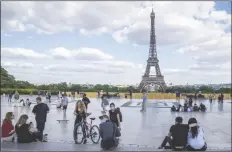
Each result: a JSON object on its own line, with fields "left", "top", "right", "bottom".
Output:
{"left": 61, "top": 93, "right": 68, "bottom": 112}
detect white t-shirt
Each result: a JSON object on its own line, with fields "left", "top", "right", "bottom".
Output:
{"left": 61, "top": 96, "right": 68, "bottom": 106}
{"left": 187, "top": 127, "right": 205, "bottom": 149}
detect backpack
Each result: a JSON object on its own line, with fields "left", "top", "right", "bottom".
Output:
{"left": 117, "top": 108, "right": 122, "bottom": 122}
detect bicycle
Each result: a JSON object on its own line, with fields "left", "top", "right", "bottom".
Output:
{"left": 73, "top": 113, "right": 100, "bottom": 144}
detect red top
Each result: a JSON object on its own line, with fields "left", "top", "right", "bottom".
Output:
{"left": 1, "top": 120, "right": 14, "bottom": 137}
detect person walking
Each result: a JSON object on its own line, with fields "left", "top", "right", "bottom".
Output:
{"left": 140, "top": 92, "right": 147, "bottom": 112}
{"left": 32, "top": 97, "right": 50, "bottom": 141}
{"left": 8, "top": 92, "right": 13, "bottom": 103}
{"left": 61, "top": 93, "right": 68, "bottom": 113}
{"left": 14, "top": 91, "right": 20, "bottom": 107}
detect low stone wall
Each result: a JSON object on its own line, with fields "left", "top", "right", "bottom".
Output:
{"left": 66, "top": 92, "right": 231, "bottom": 100}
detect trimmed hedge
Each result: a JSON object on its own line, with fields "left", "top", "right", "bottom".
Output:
{"left": 1, "top": 88, "right": 59, "bottom": 95}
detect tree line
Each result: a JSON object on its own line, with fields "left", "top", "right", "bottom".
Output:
{"left": 1, "top": 66, "right": 231, "bottom": 95}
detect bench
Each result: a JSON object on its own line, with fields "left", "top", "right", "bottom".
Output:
{"left": 56, "top": 120, "right": 69, "bottom": 123}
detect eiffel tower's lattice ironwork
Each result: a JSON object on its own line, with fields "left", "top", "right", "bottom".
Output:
{"left": 138, "top": 9, "right": 167, "bottom": 92}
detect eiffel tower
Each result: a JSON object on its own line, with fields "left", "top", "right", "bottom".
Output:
{"left": 138, "top": 9, "right": 167, "bottom": 92}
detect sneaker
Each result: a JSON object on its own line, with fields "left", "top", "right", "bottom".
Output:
{"left": 83, "top": 139, "right": 87, "bottom": 144}
{"left": 158, "top": 146, "right": 163, "bottom": 149}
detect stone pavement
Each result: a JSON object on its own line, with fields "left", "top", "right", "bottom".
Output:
{"left": 1, "top": 95, "right": 231, "bottom": 151}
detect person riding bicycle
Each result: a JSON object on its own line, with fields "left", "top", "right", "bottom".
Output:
{"left": 74, "top": 100, "right": 88, "bottom": 144}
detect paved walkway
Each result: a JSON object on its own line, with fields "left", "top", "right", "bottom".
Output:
{"left": 1, "top": 95, "right": 231, "bottom": 151}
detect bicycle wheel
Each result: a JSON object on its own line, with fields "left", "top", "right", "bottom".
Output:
{"left": 73, "top": 123, "right": 84, "bottom": 144}
{"left": 90, "top": 125, "right": 100, "bottom": 144}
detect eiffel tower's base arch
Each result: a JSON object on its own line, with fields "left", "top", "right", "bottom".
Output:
{"left": 138, "top": 81, "right": 167, "bottom": 93}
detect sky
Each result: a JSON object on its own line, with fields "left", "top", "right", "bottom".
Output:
{"left": 1, "top": 1, "right": 231, "bottom": 85}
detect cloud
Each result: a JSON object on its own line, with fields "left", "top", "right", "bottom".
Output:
{"left": 1, "top": 1, "right": 231, "bottom": 84}
{"left": 2, "top": 61, "right": 35, "bottom": 69}
{"left": 49, "top": 47, "right": 113, "bottom": 60}
{"left": 1, "top": 48, "right": 50, "bottom": 59}
{"left": 1, "top": 47, "right": 113, "bottom": 61}
{"left": 1, "top": 47, "right": 139, "bottom": 81}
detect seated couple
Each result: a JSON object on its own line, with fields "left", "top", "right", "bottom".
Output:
{"left": 99, "top": 114, "right": 121, "bottom": 150}
{"left": 1, "top": 112, "right": 47, "bottom": 143}
{"left": 158, "top": 117, "right": 207, "bottom": 151}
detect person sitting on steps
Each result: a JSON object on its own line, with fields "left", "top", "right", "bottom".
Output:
{"left": 193, "top": 104, "right": 199, "bottom": 112}
{"left": 176, "top": 104, "right": 182, "bottom": 112}
{"left": 1, "top": 112, "right": 16, "bottom": 142}
{"left": 171, "top": 105, "right": 176, "bottom": 112}
{"left": 158, "top": 116, "right": 189, "bottom": 150}
{"left": 186, "top": 118, "right": 207, "bottom": 151}
{"left": 99, "top": 114, "right": 121, "bottom": 150}
{"left": 199, "top": 103, "right": 206, "bottom": 112}
{"left": 15, "top": 114, "right": 47, "bottom": 143}
{"left": 184, "top": 103, "right": 188, "bottom": 112}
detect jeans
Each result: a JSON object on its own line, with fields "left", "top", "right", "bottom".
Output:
{"left": 141, "top": 100, "right": 146, "bottom": 111}
{"left": 161, "top": 136, "right": 173, "bottom": 148}
{"left": 161, "top": 136, "right": 185, "bottom": 150}
{"left": 186, "top": 144, "right": 207, "bottom": 151}
{"left": 36, "top": 120, "right": 45, "bottom": 141}
{"left": 74, "top": 115, "right": 84, "bottom": 127}
{"left": 8, "top": 97, "right": 12, "bottom": 103}
{"left": 101, "top": 138, "right": 119, "bottom": 150}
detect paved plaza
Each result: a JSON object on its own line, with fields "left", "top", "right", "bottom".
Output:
{"left": 1, "top": 95, "right": 231, "bottom": 151}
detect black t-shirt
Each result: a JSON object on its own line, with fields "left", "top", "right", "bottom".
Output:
{"left": 32, "top": 103, "right": 50, "bottom": 122}
{"left": 15, "top": 124, "right": 36, "bottom": 143}
{"left": 169, "top": 124, "right": 189, "bottom": 147}
{"left": 109, "top": 110, "right": 119, "bottom": 126}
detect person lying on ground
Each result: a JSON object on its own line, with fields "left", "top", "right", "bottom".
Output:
{"left": 1, "top": 112, "right": 16, "bottom": 142}
{"left": 186, "top": 118, "right": 207, "bottom": 151}
{"left": 15, "top": 114, "right": 47, "bottom": 143}
{"left": 99, "top": 114, "right": 121, "bottom": 150}
{"left": 158, "top": 116, "right": 188, "bottom": 150}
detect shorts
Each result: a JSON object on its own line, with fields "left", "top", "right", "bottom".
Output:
{"left": 63, "top": 105, "right": 67, "bottom": 110}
